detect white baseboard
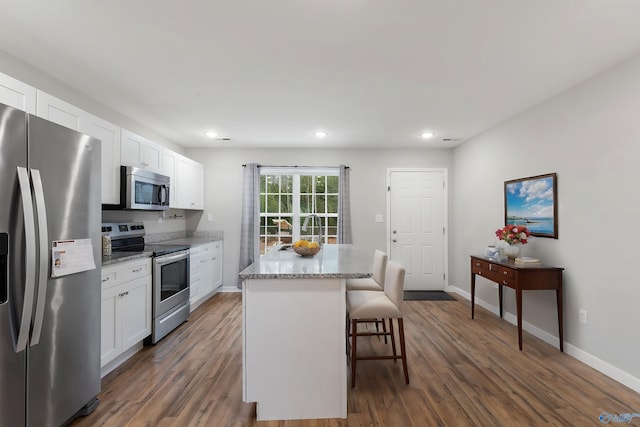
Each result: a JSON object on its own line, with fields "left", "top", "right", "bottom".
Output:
{"left": 448, "top": 285, "right": 640, "bottom": 394}
{"left": 563, "top": 342, "right": 640, "bottom": 393}
{"left": 101, "top": 342, "right": 143, "bottom": 379}
{"left": 221, "top": 284, "right": 241, "bottom": 293}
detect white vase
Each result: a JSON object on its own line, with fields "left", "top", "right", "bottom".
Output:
{"left": 502, "top": 244, "right": 520, "bottom": 259}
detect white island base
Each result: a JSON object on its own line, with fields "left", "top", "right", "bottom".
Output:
{"left": 242, "top": 277, "right": 347, "bottom": 420}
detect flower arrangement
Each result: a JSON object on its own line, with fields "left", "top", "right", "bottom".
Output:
{"left": 495, "top": 225, "right": 530, "bottom": 245}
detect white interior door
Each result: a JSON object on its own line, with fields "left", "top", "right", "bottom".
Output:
{"left": 388, "top": 169, "right": 446, "bottom": 291}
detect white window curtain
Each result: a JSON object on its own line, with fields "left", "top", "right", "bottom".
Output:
{"left": 238, "top": 163, "right": 260, "bottom": 288}
{"left": 338, "top": 165, "right": 352, "bottom": 244}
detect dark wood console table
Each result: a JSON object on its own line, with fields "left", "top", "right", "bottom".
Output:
{"left": 470, "top": 255, "right": 564, "bottom": 351}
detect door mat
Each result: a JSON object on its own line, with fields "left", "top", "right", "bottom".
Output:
{"left": 403, "top": 291, "right": 457, "bottom": 301}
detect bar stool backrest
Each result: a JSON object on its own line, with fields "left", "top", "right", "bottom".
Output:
{"left": 384, "top": 260, "right": 406, "bottom": 314}
{"left": 372, "top": 250, "right": 387, "bottom": 288}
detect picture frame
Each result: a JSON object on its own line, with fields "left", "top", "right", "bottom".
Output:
{"left": 504, "top": 173, "right": 558, "bottom": 238}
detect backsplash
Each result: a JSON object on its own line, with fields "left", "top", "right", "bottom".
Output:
{"left": 145, "top": 229, "right": 224, "bottom": 243}
{"left": 102, "top": 209, "right": 222, "bottom": 243}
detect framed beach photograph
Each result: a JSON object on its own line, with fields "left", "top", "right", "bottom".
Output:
{"left": 504, "top": 173, "right": 558, "bottom": 238}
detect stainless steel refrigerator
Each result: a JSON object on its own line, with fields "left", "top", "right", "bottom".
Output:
{"left": 0, "top": 103, "right": 101, "bottom": 426}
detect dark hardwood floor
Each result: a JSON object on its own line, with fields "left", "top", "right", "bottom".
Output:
{"left": 71, "top": 293, "right": 640, "bottom": 426}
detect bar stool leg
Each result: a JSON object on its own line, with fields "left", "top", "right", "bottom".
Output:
{"left": 388, "top": 318, "right": 397, "bottom": 361}
{"left": 398, "top": 317, "right": 409, "bottom": 384}
{"left": 381, "top": 319, "right": 388, "bottom": 344}
{"left": 351, "top": 319, "right": 358, "bottom": 388}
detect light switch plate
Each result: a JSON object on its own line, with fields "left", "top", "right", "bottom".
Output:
{"left": 207, "top": 213, "right": 214, "bottom": 222}
{"left": 375, "top": 214, "right": 384, "bottom": 223}
{"left": 579, "top": 309, "right": 588, "bottom": 324}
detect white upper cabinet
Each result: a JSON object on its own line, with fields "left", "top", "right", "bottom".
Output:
{"left": 162, "top": 148, "right": 178, "bottom": 208}
{"left": 121, "top": 129, "right": 163, "bottom": 173}
{"left": 0, "top": 72, "right": 36, "bottom": 114}
{"left": 36, "top": 90, "right": 87, "bottom": 132}
{"left": 176, "top": 154, "right": 204, "bottom": 210}
{"left": 86, "top": 114, "right": 121, "bottom": 205}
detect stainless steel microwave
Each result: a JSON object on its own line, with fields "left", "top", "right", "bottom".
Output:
{"left": 121, "top": 166, "right": 170, "bottom": 210}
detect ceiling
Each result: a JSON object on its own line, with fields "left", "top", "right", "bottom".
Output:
{"left": 2, "top": 1, "right": 640, "bottom": 149}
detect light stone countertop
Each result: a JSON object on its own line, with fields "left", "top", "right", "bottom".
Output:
{"left": 102, "top": 233, "right": 222, "bottom": 266}
{"left": 102, "top": 251, "right": 153, "bottom": 267}
{"left": 239, "top": 244, "right": 373, "bottom": 280}
{"left": 158, "top": 236, "right": 222, "bottom": 247}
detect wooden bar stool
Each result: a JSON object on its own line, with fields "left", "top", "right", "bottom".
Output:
{"left": 346, "top": 260, "right": 408, "bottom": 388}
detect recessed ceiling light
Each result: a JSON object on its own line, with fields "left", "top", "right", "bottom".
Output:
{"left": 314, "top": 131, "right": 328, "bottom": 138}
{"left": 205, "top": 131, "right": 218, "bottom": 139}
{"left": 420, "top": 131, "right": 435, "bottom": 139}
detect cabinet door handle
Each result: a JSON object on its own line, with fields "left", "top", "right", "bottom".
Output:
{"left": 475, "top": 262, "right": 480, "bottom": 266}
{"left": 132, "top": 267, "right": 143, "bottom": 273}
{"left": 503, "top": 271, "right": 508, "bottom": 275}
{"left": 503, "top": 280, "right": 508, "bottom": 285}
{"left": 102, "top": 277, "right": 110, "bottom": 282}
{"left": 478, "top": 271, "right": 482, "bottom": 276}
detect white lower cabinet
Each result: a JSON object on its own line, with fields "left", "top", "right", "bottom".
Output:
{"left": 101, "top": 258, "right": 152, "bottom": 376}
{"left": 189, "top": 246, "right": 203, "bottom": 309}
{"left": 189, "top": 241, "right": 223, "bottom": 311}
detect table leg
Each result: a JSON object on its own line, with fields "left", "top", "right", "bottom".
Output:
{"left": 471, "top": 273, "right": 476, "bottom": 319}
{"left": 499, "top": 284, "right": 503, "bottom": 318}
{"left": 516, "top": 288, "right": 523, "bottom": 351}
{"left": 556, "top": 286, "right": 564, "bottom": 352}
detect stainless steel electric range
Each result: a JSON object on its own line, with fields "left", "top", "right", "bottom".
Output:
{"left": 102, "top": 222, "right": 190, "bottom": 344}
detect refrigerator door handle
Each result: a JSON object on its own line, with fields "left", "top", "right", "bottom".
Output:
{"left": 29, "top": 169, "right": 49, "bottom": 346}
{"left": 16, "top": 167, "right": 37, "bottom": 352}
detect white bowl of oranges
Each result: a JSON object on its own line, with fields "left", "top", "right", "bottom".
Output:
{"left": 292, "top": 240, "right": 321, "bottom": 257}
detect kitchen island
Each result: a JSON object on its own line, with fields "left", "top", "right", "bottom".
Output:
{"left": 239, "top": 244, "right": 372, "bottom": 421}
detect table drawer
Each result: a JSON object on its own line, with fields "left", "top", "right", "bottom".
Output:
{"left": 498, "top": 277, "right": 515, "bottom": 287}
{"left": 492, "top": 265, "right": 515, "bottom": 280}
{"left": 473, "top": 268, "right": 500, "bottom": 283}
{"left": 471, "top": 259, "right": 490, "bottom": 274}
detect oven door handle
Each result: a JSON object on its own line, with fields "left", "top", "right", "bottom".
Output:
{"left": 155, "top": 251, "right": 189, "bottom": 266}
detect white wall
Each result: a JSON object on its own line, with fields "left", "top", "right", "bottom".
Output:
{"left": 0, "top": 49, "right": 184, "bottom": 154}
{"left": 184, "top": 147, "right": 453, "bottom": 288}
{"left": 451, "top": 54, "right": 640, "bottom": 387}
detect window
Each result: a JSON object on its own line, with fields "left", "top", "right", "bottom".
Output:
{"left": 260, "top": 168, "right": 339, "bottom": 254}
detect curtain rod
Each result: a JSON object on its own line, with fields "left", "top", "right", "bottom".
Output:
{"left": 242, "top": 164, "right": 349, "bottom": 169}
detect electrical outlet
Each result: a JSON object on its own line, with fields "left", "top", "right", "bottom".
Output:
{"left": 375, "top": 214, "right": 384, "bottom": 223}
{"left": 207, "top": 213, "right": 214, "bottom": 222}
{"left": 579, "top": 309, "right": 588, "bottom": 324}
